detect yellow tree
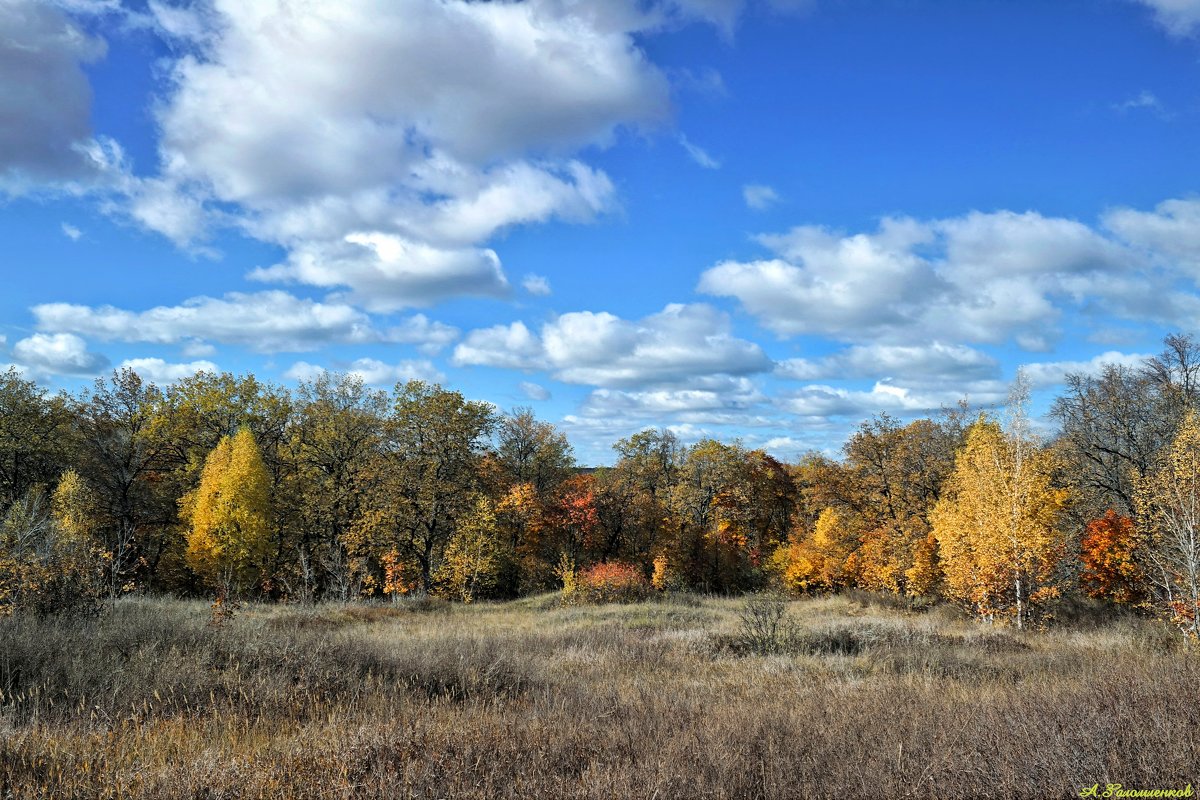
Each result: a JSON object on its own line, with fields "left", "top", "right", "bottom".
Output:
{"left": 1135, "top": 410, "right": 1200, "bottom": 637}
{"left": 772, "top": 506, "right": 860, "bottom": 594}
{"left": 931, "top": 411, "right": 1067, "bottom": 628}
{"left": 181, "top": 428, "right": 272, "bottom": 595}
{"left": 436, "top": 495, "right": 512, "bottom": 602}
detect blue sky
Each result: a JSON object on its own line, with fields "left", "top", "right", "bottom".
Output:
{"left": 3, "top": 0, "right": 1200, "bottom": 464}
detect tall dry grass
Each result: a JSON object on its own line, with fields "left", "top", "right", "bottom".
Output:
{"left": 1, "top": 593, "right": 1196, "bottom": 799}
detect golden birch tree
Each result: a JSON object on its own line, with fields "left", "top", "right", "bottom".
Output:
{"left": 931, "top": 376, "right": 1068, "bottom": 627}
{"left": 1135, "top": 409, "right": 1200, "bottom": 637}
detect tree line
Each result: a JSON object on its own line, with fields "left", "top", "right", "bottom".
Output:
{"left": 4, "top": 334, "right": 1200, "bottom": 634}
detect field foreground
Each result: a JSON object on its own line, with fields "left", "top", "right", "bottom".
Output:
{"left": 1, "top": 594, "right": 1197, "bottom": 799}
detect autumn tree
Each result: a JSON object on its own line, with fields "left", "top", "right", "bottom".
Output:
{"left": 1052, "top": 364, "right": 1175, "bottom": 519}
{"left": 69, "top": 369, "right": 177, "bottom": 594}
{"left": 495, "top": 408, "right": 574, "bottom": 496}
{"left": 664, "top": 439, "right": 766, "bottom": 591}
{"left": 0, "top": 474, "right": 105, "bottom": 616}
{"left": 181, "top": 429, "right": 273, "bottom": 595}
{"left": 349, "top": 381, "right": 496, "bottom": 595}
{"left": 285, "top": 372, "right": 386, "bottom": 598}
{"left": 840, "top": 414, "right": 962, "bottom": 596}
{"left": 931, "top": 402, "right": 1069, "bottom": 628}
{"left": 1079, "top": 510, "right": 1143, "bottom": 605}
{"left": 772, "top": 506, "right": 861, "bottom": 594}
{"left": 436, "top": 495, "right": 513, "bottom": 602}
{"left": 1135, "top": 410, "right": 1200, "bottom": 636}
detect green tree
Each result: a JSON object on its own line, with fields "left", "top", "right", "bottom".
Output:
{"left": 495, "top": 408, "right": 574, "bottom": 496}
{"left": 285, "top": 372, "right": 386, "bottom": 599}
{"left": 0, "top": 368, "right": 71, "bottom": 514}
{"left": 349, "top": 381, "right": 496, "bottom": 594}
{"left": 70, "top": 369, "right": 176, "bottom": 594}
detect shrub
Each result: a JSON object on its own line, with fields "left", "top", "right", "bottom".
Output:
{"left": 563, "top": 561, "right": 652, "bottom": 605}
{"left": 729, "top": 592, "right": 796, "bottom": 655}
{"left": 0, "top": 487, "right": 106, "bottom": 617}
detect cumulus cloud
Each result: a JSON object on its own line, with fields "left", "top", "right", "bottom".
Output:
{"left": 453, "top": 322, "right": 546, "bottom": 371}
{"left": 549, "top": 304, "right": 770, "bottom": 387}
{"left": 453, "top": 303, "right": 772, "bottom": 388}
{"left": 777, "top": 380, "right": 1007, "bottom": 419}
{"left": 250, "top": 233, "right": 509, "bottom": 312}
{"left": 124, "top": 0, "right": 672, "bottom": 301}
{"left": 11, "top": 332, "right": 108, "bottom": 376}
{"left": 1131, "top": 0, "right": 1200, "bottom": 36}
{"left": 742, "top": 183, "right": 780, "bottom": 210}
{"left": 699, "top": 208, "right": 1159, "bottom": 347}
{"left": 578, "top": 377, "right": 765, "bottom": 419}
{"left": 1020, "top": 351, "right": 1152, "bottom": 389}
{"left": 285, "top": 358, "right": 444, "bottom": 387}
{"left": 0, "top": 0, "right": 105, "bottom": 187}
{"left": 777, "top": 343, "right": 999, "bottom": 383}
{"left": 32, "top": 291, "right": 416, "bottom": 352}
{"left": 118, "top": 357, "right": 218, "bottom": 384}
{"left": 1103, "top": 197, "right": 1200, "bottom": 273}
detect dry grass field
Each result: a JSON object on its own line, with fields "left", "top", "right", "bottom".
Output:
{"left": 1, "top": 593, "right": 1197, "bottom": 799}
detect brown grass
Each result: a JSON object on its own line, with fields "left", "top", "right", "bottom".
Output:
{"left": 1, "top": 593, "right": 1196, "bottom": 799}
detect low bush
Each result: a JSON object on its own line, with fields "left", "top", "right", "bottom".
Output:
{"left": 563, "top": 561, "right": 652, "bottom": 605}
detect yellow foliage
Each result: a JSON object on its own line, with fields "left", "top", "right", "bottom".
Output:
{"left": 436, "top": 495, "right": 510, "bottom": 602}
{"left": 771, "top": 507, "right": 861, "bottom": 594}
{"left": 931, "top": 418, "right": 1067, "bottom": 627}
{"left": 1135, "top": 410, "right": 1200, "bottom": 636}
{"left": 182, "top": 429, "right": 272, "bottom": 595}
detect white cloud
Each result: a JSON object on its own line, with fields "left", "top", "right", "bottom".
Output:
{"left": 454, "top": 303, "right": 770, "bottom": 387}
{"left": 1131, "top": 0, "right": 1200, "bottom": 36}
{"left": 0, "top": 0, "right": 106, "bottom": 187}
{"left": 133, "top": 0, "right": 666, "bottom": 301}
{"left": 519, "top": 381, "right": 551, "bottom": 401}
{"left": 777, "top": 342, "right": 999, "bottom": 383}
{"left": 159, "top": 1, "right": 668, "bottom": 197}
{"left": 285, "top": 358, "right": 444, "bottom": 387}
{"left": 453, "top": 321, "right": 546, "bottom": 371}
{"left": 522, "top": 274, "right": 552, "bottom": 296}
{"left": 250, "top": 233, "right": 509, "bottom": 312}
{"left": 61, "top": 222, "right": 82, "bottom": 240}
{"left": 1020, "top": 351, "right": 1151, "bottom": 389}
{"left": 118, "top": 357, "right": 217, "bottom": 384}
{"left": 548, "top": 304, "right": 770, "bottom": 387}
{"left": 11, "top": 332, "right": 108, "bottom": 376}
{"left": 1103, "top": 197, "right": 1200, "bottom": 273}
{"left": 679, "top": 134, "right": 720, "bottom": 169}
{"left": 742, "top": 183, "right": 780, "bottom": 210}
{"left": 700, "top": 217, "right": 940, "bottom": 340}
{"left": 454, "top": 303, "right": 772, "bottom": 389}
{"left": 699, "top": 208, "right": 1156, "bottom": 347}
{"left": 33, "top": 291, "right": 392, "bottom": 352}
{"left": 578, "top": 377, "right": 765, "bottom": 418}
{"left": 384, "top": 314, "right": 460, "bottom": 355}
{"left": 777, "top": 380, "right": 1006, "bottom": 419}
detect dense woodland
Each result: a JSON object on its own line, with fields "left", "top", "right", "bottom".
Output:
{"left": 6, "top": 333, "right": 1200, "bottom": 635}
